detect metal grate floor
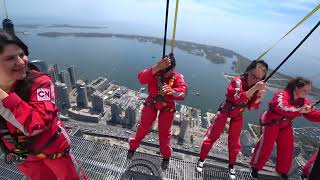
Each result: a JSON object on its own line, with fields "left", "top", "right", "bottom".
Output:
{"left": 0, "top": 137, "right": 296, "bottom": 180}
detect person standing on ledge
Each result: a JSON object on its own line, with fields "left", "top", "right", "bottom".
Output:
{"left": 250, "top": 77, "right": 320, "bottom": 180}
{"left": 127, "top": 53, "right": 188, "bottom": 170}
{"left": 196, "top": 60, "right": 268, "bottom": 180}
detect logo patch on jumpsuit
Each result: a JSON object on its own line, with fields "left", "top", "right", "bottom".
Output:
{"left": 37, "top": 88, "right": 51, "bottom": 101}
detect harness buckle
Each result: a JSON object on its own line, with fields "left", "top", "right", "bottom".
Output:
{"left": 5, "top": 152, "right": 27, "bottom": 164}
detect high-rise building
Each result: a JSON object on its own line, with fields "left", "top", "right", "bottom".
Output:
{"left": 59, "top": 70, "right": 72, "bottom": 93}
{"left": 125, "top": 105, "right": 136, "bottom": 126}
{"left": 92, "top": 91, "right": 104, "bottom": 113}
{"left": 48, "top": 66, "right": 58, "bottom": 82}
{"left": 111, "top": 101, "right": 121, "bottom": 124}
{"left": 30, "top": 60, "right": 48, "bottom": 73}
{"left": 240, "top": 130, "right": 254, "bottom": 156}
{"left": 240, "top": 130, "right": 254, "bottom": 147}
{"left": 178, "top": 116, "right": 189, "bottom": 144}
{"left": 55, "top": 82, "right": 70, "bottom": 114}
{"left": 49, "top": 65, "right": 59, "bottom": 82}
{"left": 53, "top": 64, "right": 59, "bottom": 81}
{"left": 76, "top": 80, "right": 89, "bottom": 108}
{"left": 67, "top": 65, "right": 79, "bottom": 88}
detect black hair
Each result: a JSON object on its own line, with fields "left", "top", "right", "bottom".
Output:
{"left": 285, "top": 77, "right": 312, "bottom": 94}
{"left": 243, "top": 59, "right": 269, "bottom": 79}
{"left": 164, "top": 53, "right": 176, "bottom": 73}
{"left": 0, "top": 31, "right": 42, "bottom": 102}
{"left": 0, "top": 31, "right": 29, "bottom": 56}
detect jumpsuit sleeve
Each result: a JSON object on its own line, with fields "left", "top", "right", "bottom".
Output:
{"left": 303, "top": 109, "right": 320, "bottom": 122}
{"left": 226, "top": 77, "right": 249, "bottom": 105}
{"left": 171, "top": 74, "right": 188, "bottom": 100}
{"left": 137, "top": 67, "right": 156, "bottom": 85}
{"left": 0, "top": 76, "right": 57, "bottom": 136}
{"left": 272, "top": 91, "right": 301, "bottom": 117}
{"left": 303, "top": 100, "right": 320, "bottom": 123}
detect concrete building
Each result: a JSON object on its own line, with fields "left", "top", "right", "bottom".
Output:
{"left": 76, "top": 80, "right": 89, "bottom": 108}
{"left": 178, "top": 115, "right": 189, "bottom": 144}
{"left": 88, "top": 77, "right": 109, "bottom": 93}
{"left": 53, "top": 64, "right": 59, "bottom": 81}
{"left": 92, "top": 91, "right": 104, "bottom": 113}
{"left": 111, "top": 101, "right": 122, "bottom": 124}
{"left": 48, "top": 66, "right": 59, "bottom": 82}
{"left": 59, "top": 70, "right": 72, "bottom": 93}
{"left": 67, "top": 65, "right": 79, "bottom": 88}
{"left": 125, "top": 105, "right": 136, "bottom": 127}
{"left": 55, "top": 82, "right": 70, "bottom": 114}
{"left": 240, "top": 130, "right": 255, "bottom": 157}
{"left": 68, "top": 109, "right": 100, "bottom": 123}
{"left": 240, "top": 130, "right": 254, "bottom": 147}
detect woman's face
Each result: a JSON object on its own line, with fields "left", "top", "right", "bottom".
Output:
{"left": 0, "top": 44, "right": 28, "bottom": 83}
{"left": 247, "top": 63, "right": 267, "bottom": 86}
{"left": 164, "top": 68, "right": 174, "bottom": 78}
{"left": 294, "top": 84, "right": 311, "bottom": 99}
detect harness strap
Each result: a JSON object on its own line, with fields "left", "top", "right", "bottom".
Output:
{"left": 35, "top": 148, "right": 70, "bottom": 160}
{"left": 261, "top": 109, "right": 295, "bottom": 126}
{"left": 144, "top": 97, "right": 175, "bottom": 112}
{"left": 1, "top": 128, "right": 64, "bottom": 164}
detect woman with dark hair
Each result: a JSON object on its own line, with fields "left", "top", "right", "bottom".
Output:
{"left": 250, "top": 77, "right": 320, "bottom": 180}
{"left": 128, "top": 53, "right": 188, "bottom": 170}
{"left": 0, "top": 31, "right": 87, "bottom": 179}
{"left": 196, "top": 60, "right": 268, "bottom": 179}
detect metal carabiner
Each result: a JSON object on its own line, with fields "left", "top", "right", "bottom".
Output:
{"left": 4, "top": 153, "right": 18, "bottom": 164}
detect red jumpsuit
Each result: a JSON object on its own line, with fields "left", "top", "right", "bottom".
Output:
{"left": 0, "top": 70, "right": 87, "bottom": 180}
{"left": 129, "top": 67, "right": 187, "bottom": 159}
{"left": 250, "top": 90, "right": 320, "bottom": 174}
{"left": 302, "top": 150, "right": 319, "bottom": 177}
{"left": 199, "top": 76, "right": 261, "bottom": 164}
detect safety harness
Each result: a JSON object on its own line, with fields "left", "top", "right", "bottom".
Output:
{"left": 223, "top": 100, "right": 248, "bottom": 110}
{"left": 261, "top": 97, "right": 303, "bottom": 127}
{"left": 219, "top": 82, "right": 250, "bottom": 113}
{"left": 260, "top": 108, "right": 295, "bottom": 126}
{"left": 0, "top": 119, "right": 69, "bottom": 164}
{"left": 144, "top": 75, "right": 176, "bottom": 112}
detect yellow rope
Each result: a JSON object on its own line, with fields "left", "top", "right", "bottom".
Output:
{"left": 171, "top": 0, "right": 179, "bottom": 53}
{"left": 256, "top": 4, "right": 320, "bottom": 61}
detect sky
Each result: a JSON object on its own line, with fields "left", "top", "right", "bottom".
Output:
{"left": 1, "top": 0, "right": 320, "bottom": 79}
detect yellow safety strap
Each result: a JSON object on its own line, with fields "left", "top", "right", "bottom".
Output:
{"left": 36, "top": 152, "right": 65, "bottom": 159}
{"left": 171, "top": 0, "right": 180, "bottom": 53}
{"left": 256, "top": 4, "right": 320, "bottom": 61}
{"left": 36, "top": 153, "right": 46, "bottom": 158}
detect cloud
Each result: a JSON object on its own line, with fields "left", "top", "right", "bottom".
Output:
{"left": 274, "top": 0, "right": 319, "bottom": 12}
{"left": 269, "top": 11, "right": 287, "bottom": 17}
{"left": 281, "top": 2, "right": 315, "bottom": 11}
